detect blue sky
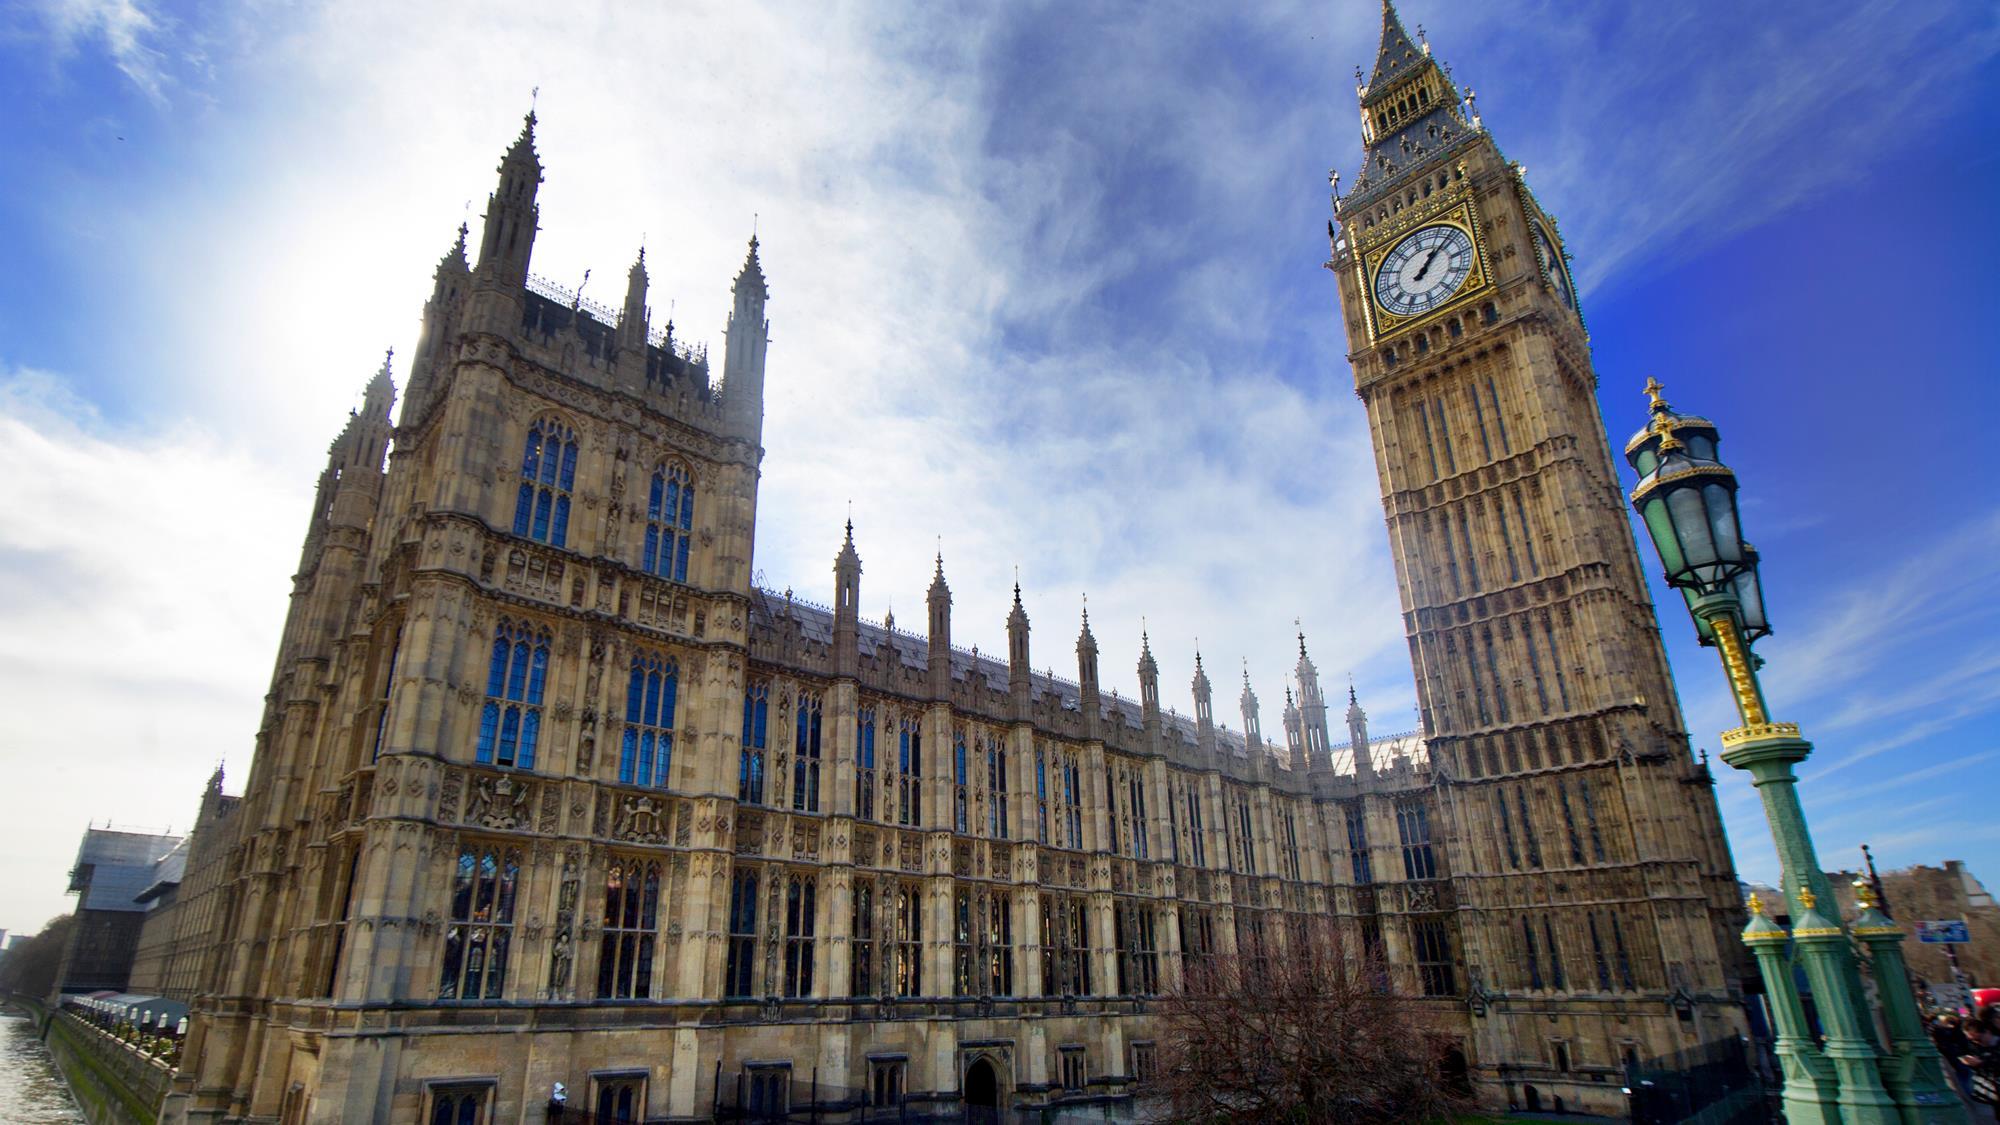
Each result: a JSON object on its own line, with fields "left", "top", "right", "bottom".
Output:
{"left": 1, "top": 0, "right": 1997, "bottom": 934}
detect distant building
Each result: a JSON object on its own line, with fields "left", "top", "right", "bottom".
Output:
{"left": 54, "top": 826, "right": 182, "bottom": 997}
{"left": 1826, "top": 861, "right": 1999, "bottom": 990}
{"left": 129, "top": 767, "right": 242, "bottom": 1003}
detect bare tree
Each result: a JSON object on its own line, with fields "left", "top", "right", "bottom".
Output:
{"left": 1154, "top": 917, "right": 1464, "bottom": 1124}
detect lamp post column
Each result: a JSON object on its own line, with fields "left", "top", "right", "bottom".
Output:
{"left": 1744, "top": 897, "right": 1842, "bottom": 1125}
{"left": 1853, "top": 887, "right": 1966, "bottom": 1120}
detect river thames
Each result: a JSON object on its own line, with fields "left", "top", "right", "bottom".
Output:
{"left": 0, "top": 1007, "right": 83, "bottom": 1122}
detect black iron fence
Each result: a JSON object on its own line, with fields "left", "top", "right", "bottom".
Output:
{"left": 1624, "top": 1037, "right": 1776, "bottom": 1125}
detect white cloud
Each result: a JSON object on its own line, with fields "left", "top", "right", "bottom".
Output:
{"left": 0, "top": 368, "right": 303, "bottom": 928}
{"left": 32, "top": 0, "right": 171, "bottom": 102}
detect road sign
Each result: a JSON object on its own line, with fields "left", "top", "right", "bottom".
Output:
{"left": 1915, "top": 920, "right": 1970, "bottom": 944}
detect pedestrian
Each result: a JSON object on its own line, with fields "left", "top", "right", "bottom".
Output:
{"left": 1962, "top": 1009, "right": 2000, "bottom": 1120}
{"left": 1937, "top": 1014, "right": 1975, "bottom": 1100}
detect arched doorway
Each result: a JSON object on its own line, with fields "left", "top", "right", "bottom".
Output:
{"left": 1440, "top": 1047, "right": 1471, "bottom": 1099}
{"left": 964, "top": 1057, "right": 999, "bottom": 1124}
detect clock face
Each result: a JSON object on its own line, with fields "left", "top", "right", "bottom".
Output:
{"left": 1535, "top": 225, "right": 1573, "bottom": 310}
{"left": 1374, "top": 225, "right": 1476, "bottom": 317}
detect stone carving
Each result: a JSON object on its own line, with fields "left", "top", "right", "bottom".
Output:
{"left": 615, "top": 795, "right": 668, "bottom": 844}
{"left": 468, "top": 774, "right": 533, "bottom": 831}
{"left": 538, "top": 787, "right": 560, "bottom": 834}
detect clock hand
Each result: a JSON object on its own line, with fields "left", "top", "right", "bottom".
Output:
{"left": 1412, "top": 247, "right": 1443, "bottom": 283}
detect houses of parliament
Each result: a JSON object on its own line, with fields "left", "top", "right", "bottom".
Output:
{"left": 154, "top": 4, "right": 1753, "bottom": 1121}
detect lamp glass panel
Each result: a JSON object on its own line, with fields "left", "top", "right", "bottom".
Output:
{"left": 1642, "top": 500, "right": 1686, "bottom": 578}
{"left": 1702, "top": 482, "right": 1744, "bottom": 568}
{"left": 1666, "top": 485, "right": 1718, "bottom": 575}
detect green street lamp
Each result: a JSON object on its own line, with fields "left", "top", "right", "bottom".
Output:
{"left": 1625, "top": 379, "right": 1963, "bottom": 1125}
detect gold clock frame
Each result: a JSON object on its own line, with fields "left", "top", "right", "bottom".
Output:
{"left": 1353, "top": 185, "right": 1494, "bottom": 343}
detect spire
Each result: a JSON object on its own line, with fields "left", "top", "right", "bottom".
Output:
{"left": 734, "top": 234, "right": 766, "bottom": 297}
{"left": 1368, "top": 0, "right": 1424, "bottom": 89}
{"left": 441, "top": 223, "right": 469, "bottom": 273}
{"left": 473, "top": 108, "right": 543, "bottom": 287}
{"left": 832, "top": 517, "right": 861, "bottom": 674}
{"left": 619, "top": 245, "right": 650, "bottom": 351}
{"left": 364, "top": 348, "right": 395, "bottom": 419}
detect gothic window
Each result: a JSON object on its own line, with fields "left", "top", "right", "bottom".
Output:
{"left": 597, "top": 859, "right": 660, "bottom": 1000}
{"left": 1432, "top": 400, "right": 1458, "bottom": 475}
{"left": 439, "top": 845, "right": 520, "bottom": 1000}
{"left": 986, "top": 891, "right": 1013, "bottom": 996}
{"left": 1522, "top": 916, "right": 1543, "bottom": 990}
{"left": 370, "top": 626, "right": 403, "bottom": 763}
{"left": 593, "top": 1076, "right": 644, "bottom": 1124}
{"left": 1524, "top": 626, "right": 1552, "bottom": 714}
{"left": 1542, "top": 616, "right": 1571, "bottom": 709}
{"left": 723, "top": 868, "right": 759, "bottom": 998}
{"left": 1041, "top": 893, "right": 1091, "bottom": 997}
{"left": 1114, "top": 903, "right": 1160, "bottom": 996}
{"left": 1412, "top": 918, "right": 1455, "bottom": 997}
{"left": 1482, "top": 630, "right": 1509, "bottom": 723}
{"left": 1059, "top": 752, "right": 1083, "bottom": 848}
{"left": 1456, "top": 503, "right": 1480, "bottom": 586}
{"left": 642, "top": 462, "right": 694, "bottom": 583}
{"left": 619, "top": 652, "right": 678, "bottom": 789}
{"left": 782, "top": 874, "right": 816, "bottom": 998}
{"left": 1344, "top": 803, "right": 1373, "bottom": 885}
{"left": 1498, "top": 791, "right": 1521, "bottom": 869}
{"left": 1281, "top": 808, "right": 1301, "bottom": 881}
{"left": 1035, "top": 748, "right": 1050, "bottom": 844}
{"left": 952, "top": 731, "right": 969, "bottom": 834}
{"left": 1516, "top": 788, "right": 1543, "bottom": 867}
{"left": 792, "top": 690, "right": 822, "bottom": 812}
{"left": 1234, "top": 795, "right": 1256, "bottom": 874}
{"left": 1059, "top": 1047, "right": 1086, "bottom": 1092}
{"left": 476, "top": 619, "right": 550, "bottom": 770}
{"left": 891, "top": 884, "right": 923, "bottom": 997}
{"left": 896, "top": 716, "right": 923, "bottom": 828}
{"left": 428, "top": 1085, "right": 493, "bottom": 1125}
{"left": 867, "top": 1059, "right": 906, "bottom": 1109}
{"left": 1179, "top": 906, "right": 1215, "bottom": 977}
{"left": 1128, "top": 769, "right": 1147, "bottom": 859}
{"left": 1612, "top": 913, "right": 1636, "bottom": 990}
{"left": 1480, "top": 300, "right": 1498, "bottom": 325}
{"left": 512, "top": 419, "right": 577, "bottom": 547}
{"left": 738, "top": 682, "right": 768, "bottom": 805}
{"left": 1588, "top": 913, "right": 1612, "bottom": 992}
{"left": 1104, "top": 762, "right": 1121, "bottom": 855}
{"left": 1130, "top": 1042, "right": 1157, "bottom": 1084}
{"left": 1396, "top": 800, "right": 1437, "bottom": 880}
{"left": 1167, "top": 781, "right": 1181, "bottom": 864}
{"left": 1415, "top": 399, "right": 1441, "bottom": 479}
{"left": 1439, "top": 510, "right": 1462, "bottom": 595}
{"left": 1467, "top": 385, "right": 1493, "bottom": 462}
{"left": 850, "top": 883, "right": 874, "bottom": 997}
{"left": 1186, "top": 786, "right": 1206, "bottom": 867}
{"left": 1512, "top": 489, "right": 1537, "bottom": 573}
{"left": 745, "top": 1066, "right": 789, "bottom": 1119}
{"left": 986, "top": 738, "right": 1009, "bottom": 839}
{"left": 1488, "top": 374, "right": 1512, "bottom": 448}
{"left": 1558, "top": 783, "right": 1585, "bottom": 864}
{"left": 855, "top": 707, "right": 877, "bottom": 821}
{"left": 953, "top": 889, "right": 975, "bottom": 996}
{"left": 1543, "top": 916, "right": 1566, "bottom": 990}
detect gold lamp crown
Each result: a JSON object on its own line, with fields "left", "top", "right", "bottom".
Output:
{"left": 1853, "top": 878, "right": 1877, "bottom": 909}
{"left": 1797, "top": 885, "right": 1817, "bottom": 911}
{"left": 1642, "top": 377, "right": 1684, "bottom": 453}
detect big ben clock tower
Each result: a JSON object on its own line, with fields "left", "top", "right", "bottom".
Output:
{"left": 1330, "top": 1, "right": 1753, "bottom": 1094}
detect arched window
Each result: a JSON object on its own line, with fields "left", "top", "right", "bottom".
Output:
{"left": 620, "top": 652, "right": 678, "bottom": 788}
{"left": 439, "top": 845, "right": 521, "bottom": 1000}
{"left": 477, "top": 620, "right": 550, "bottom": 770}
{"left": 643, "top": 463, "right": 694, "bottom": 582}
{"left": 793, "top": 690, "right": 822, "bottom": 812}
{"left": 985, "top": 738, "right": 1008, "bottom": 839}
{"left": 953, "top": 731, "right": 970, "bottom": 834}
{"left": 896, "top": 715, "right": 923, "bottom": 827}
{"left": 783, "top": 874, "right": 817, "bottom": 998}
{"left": 598, "top": 859, "right": 660, "bottom": 999}
{"left": 855, "top": 707, "right": 877, "bottom": 821}
{"left": 512, "top": 419, "right": 577, "bottom": 547}
{"left": 739, "top": 682, "right": 769, "bottom": 805}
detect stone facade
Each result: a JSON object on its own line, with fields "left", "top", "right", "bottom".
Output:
{"left": 1826, "top": 863, "right": 2000, "bottom": 993}
{"left": 163, "top": 8, "right": 1758, "bottom": 1123}
{"left": 129, "top": 769, "right": 243, "bottom": 1004}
